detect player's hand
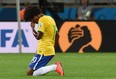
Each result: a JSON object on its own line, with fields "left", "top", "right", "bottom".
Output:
{"left": 30, "top": 22, "right": 35, "bottom": 29}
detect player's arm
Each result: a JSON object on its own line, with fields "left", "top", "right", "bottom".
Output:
{"left": 31, "top": 22, "right": 43, "bottom": 40}
{"left": 32, "top": 29, "right": 43, "bottom": 40}
{"left": 54, "top": 31, "right": 59, "bottom": 48}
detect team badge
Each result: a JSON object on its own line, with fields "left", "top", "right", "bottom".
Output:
{"left": 38, "top": 22, "right": 43, "bottom": 28}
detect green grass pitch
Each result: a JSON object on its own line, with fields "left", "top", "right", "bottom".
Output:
{"left": 0, "top": 53, "right": 116, "bottom": 79}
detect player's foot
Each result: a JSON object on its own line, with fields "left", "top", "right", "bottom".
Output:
{"left": 55, "top": 62, "right": 64, "bottom": 76}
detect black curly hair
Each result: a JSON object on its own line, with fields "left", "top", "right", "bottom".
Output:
{"left": 80, "top": 0, "right": 89, "bottom": 5}
{"left": 24, "top": 5, "right": 42, "bottom": 21}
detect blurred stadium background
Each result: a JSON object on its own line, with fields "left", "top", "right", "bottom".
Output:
{"left": 0, "top": 0, "right": 116, "bottom": 79}
{"left": 0, "top": 0, "right": 116, "bottom": 53}
{"left": 0, "top": 0, "right": 116, "bottom": 21}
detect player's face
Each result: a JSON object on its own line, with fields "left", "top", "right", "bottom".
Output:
{"left": 32, "top": 15, "right": 39, "bottom": 24}
{"left": 82, "top": 0, "right": 87, "bottom": 6}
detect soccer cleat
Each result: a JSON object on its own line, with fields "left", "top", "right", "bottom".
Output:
{"left": 55, "top": 62, "right": 64, "bottom": 76}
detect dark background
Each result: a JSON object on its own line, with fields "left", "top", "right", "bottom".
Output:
{"left": 97, "top": 21, "right": 116, "bottom": 52}
{"left": 56, "top": 21, "right": 116, "bottom": 52}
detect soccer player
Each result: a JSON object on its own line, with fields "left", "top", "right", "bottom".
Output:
{"left": 24, "top": 5, "right": 64, "bottom": 76}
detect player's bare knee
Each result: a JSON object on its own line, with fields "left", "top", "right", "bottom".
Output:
{"left": 27, "top": 71, "right": 33, "bottom": 76}
{"left": 27, "top": 68, "right": 34, "bottom": 76}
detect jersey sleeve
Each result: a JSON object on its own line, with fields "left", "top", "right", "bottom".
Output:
{"left": 38, "top": 19, "right": 46, "bottom": 33}
{"left": 55, "top": 25, "right": 58, "bottom": 32}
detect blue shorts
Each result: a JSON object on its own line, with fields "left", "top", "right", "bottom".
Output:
{"left": 29, "top": 54, "right": 54, "bottom": 70}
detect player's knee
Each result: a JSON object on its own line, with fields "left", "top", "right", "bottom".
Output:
{"left": 27, "top": 71, "right": 33, "bottom": 76}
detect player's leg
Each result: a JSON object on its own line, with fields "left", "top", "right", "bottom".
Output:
{"left": 32, "top": 54, "right": 55, "bottom": 76}
{"left": 27, "top": 54, "right": 64, "bottom": 76}
{"left": 27, "top": 54, "right": 42, "bottom": 76}
{"left": 32, "top": 55, "right": 64, "bottom": 76}
{"left": 33, "top": 64, "right": 57, "bottom": 76}
{"left": 33, "top": 61, "right": 64, "bottom": 76}
{"left": 27, "top": 68, "right": 34, "bottom": 76}
{"left": 27, "top": 54, "right": 55, "bottom": 76}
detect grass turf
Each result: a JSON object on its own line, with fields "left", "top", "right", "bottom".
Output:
{"left": 0, "top": 53, "right": 116, "bottom": 79}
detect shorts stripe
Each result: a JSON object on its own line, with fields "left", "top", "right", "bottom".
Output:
{"left": 33, "top": 55, "right": 43, "bottom": 70}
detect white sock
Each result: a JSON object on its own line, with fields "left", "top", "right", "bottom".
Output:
{"left": 33, "top": 64, "right": 57, "bottom": 76}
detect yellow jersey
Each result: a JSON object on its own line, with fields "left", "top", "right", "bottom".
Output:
{"left": 37, "top": 15, "right": 58, "bottom": 56}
